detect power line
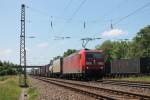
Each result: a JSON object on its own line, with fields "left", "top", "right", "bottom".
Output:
{"left": 27, "top": 5, "right": 88, "bottom": 24}
{"left": 90, "top": 0, "right": 127, "bottom": 23}
{"left": 26, "top": 3, "right": 112, "bottom": 25}
{"left": 67, "top": 0, "right": 87, "bottom": 22}
{"left": 114, "top": 1, "right": 150, "bottom": 25}
{"left": 62, "top": 0, "right": 74, "bottom": 14}
{"left": 26, "top": 6, "right": 70, "bottom": 21}
{"left": 58, "top": 0, "right": 87, "bottom": 35}
{"left": 26, "top": 1, "right": 150, "bottom": 36}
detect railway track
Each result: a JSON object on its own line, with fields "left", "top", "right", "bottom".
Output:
{"left": 100, "top": 80, "right": 150, "bottom": 89}
{"left": 33, "top": 76, "right": 150, "bottom": 100}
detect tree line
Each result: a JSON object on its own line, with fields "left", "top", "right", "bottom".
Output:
{"left": 0, "top": 60, "right": 19, "bottom": 76}
{"left": 96, "top": 25, "right": 150, "bottom": 60}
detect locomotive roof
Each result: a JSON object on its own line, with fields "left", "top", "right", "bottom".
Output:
{"left": 63, "top": 49, "right": 103, "bottom": 58}
{"left": 79, "top": 49, "right": 103, "bottom": 53}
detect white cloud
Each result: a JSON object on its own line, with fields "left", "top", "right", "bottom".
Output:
{"left": 37, "top": 42, "right": 49, "bottom": 48}
{"left": 101, "top": 28, "right": 126, "bottom": 37}
{"left": 0, "top": 49, "right": 13, "bottom": 56}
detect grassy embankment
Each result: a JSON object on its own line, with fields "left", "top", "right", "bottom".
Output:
{"left": 0, "top": 76, "right": 21, "bottom": 100}
{"left": 27, "top": 87, "right": 38, "bottom": 100}
{"left": 27, "top": 77, "right": 38, "bottom": 100}
{"left": 112, "top": 76, "right": 150, "bottom": 82}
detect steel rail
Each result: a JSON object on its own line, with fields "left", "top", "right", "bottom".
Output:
{"left": 44, "top": 77, "right": 150, "bottom": 100}
{"left": 33, "top": 76, "right": 150, "bottom": 100}
{"left": 33, "top": 77, "right": 116, "bottom": 100}
{"left": 101, "top": 80, "right": 150, "bottom": 89}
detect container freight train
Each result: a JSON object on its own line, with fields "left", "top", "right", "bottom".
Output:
{"left": 32, "top": 50, "right": 150, "bottom": 79}
{"left": 105, "top": 57, "right": 150, "bottom": 77}
{"left": 35, "top": 49, "right": 105, "bottom": 80}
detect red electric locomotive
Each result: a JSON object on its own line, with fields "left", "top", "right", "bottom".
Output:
{"left": 63, "top": 49, "right": 104, "bottom": 80}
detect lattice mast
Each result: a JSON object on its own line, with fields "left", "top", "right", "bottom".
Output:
{"left": 20, "top": 4, "right": 27, "bottom": 87}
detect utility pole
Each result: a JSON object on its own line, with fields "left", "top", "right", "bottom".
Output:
{"left": 19, "top": 4, "right": 28, "bottom": 87}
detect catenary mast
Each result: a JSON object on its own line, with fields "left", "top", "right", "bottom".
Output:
{"left": 19, "top": 4, "right": 28, "bottom": 87}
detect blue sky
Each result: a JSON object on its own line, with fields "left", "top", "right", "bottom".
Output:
{"left": 0, "top": 0, "right": 150, "bottom": 65}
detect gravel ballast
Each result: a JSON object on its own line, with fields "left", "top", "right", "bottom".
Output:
{"left": 30, "top": 77, "right": 96, "bottom": 100}
{"left": 30, "top": 77, "right": 150, "bottom": 100}
{"left": 44, "top": 78, "right": 150, "bottom": 96}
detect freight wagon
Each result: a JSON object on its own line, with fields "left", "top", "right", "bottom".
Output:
{"left": 32, "top": 68, "right": 40, "bottom": 76}
{"left": 40, "top": 64, "right": 50, "bottom": 77}
{"left": 51, "top": 58, "right": 63, "bottom": 77}
{"left": 105, "top": 57, "right": 150, "bottom": 77}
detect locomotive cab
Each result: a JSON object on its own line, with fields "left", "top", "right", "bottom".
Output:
{"left": 80, "top": 50, "right": 104, "bottom": 80}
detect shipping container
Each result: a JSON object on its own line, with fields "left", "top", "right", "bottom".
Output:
{"left": 40, "top": 66, "right": 46, "bottom": 76}
{"left": 52, "top": 58, "right": 63, "bottom": 74}
{"left": 111, "top": 59, "right": 140, "bottom": 74}
{"left": 140, "top": 57, "right": 150, "bottom": 73}
{"left": 109, "top": 57, "right": 150, "bottom": 74}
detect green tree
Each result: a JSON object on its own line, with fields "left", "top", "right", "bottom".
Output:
{"left": 63, "top": 49, "right": 76, "bottom": 57}
{"left": 0, "top": 60, "right": 3, "bottom": 66}
{"left": 131, "top": 25, "right": 150, "bottom": 58}
{"left": 0, "top": 61, "right": 18, "bottom": 76}
{"left": 96, "top": 25, "right": 150, "bottom": 59}
{"left": 53, "top": 56, "right": 61, "bottom": 60}
{"left": 96, "top": 40, "right": 131, "bottom": 60}
{"left": 96, "top": 40, "right": 113, "bottom": 61}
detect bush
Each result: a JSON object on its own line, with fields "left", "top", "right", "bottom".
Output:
{"left": 0, "top": 61, "right": 18, "bottom": 76}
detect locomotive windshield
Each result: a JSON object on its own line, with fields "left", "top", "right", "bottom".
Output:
{"left": 86, "top": 52, "right": 103, "bottom": 60}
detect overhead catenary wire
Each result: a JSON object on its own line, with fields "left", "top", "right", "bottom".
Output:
{"left": 26, "top": 2, "right": 114, "bottom": 25}
{"left": 67, "top": 0, "right": 87, "bottom": 22}
{"left": 114, "top": 1, "right": 150, "bottom": 25}
{"left": 92, "top": 1, "right": 150, "bottom": 37}
{"left": 26, "top": 5, "right": 71, "bottom": 21}
{"left": 26, "top": 1, "right": 150, "bottom": 37}
{"left": 56, "top": 0, "right": 87, "bottom": 36}
{"left": 61, "top": 0, "right": 74, "bottom": 15}
{"left": 88, "top": 0, "right": 128, "bottom": 24}
{"left": 26, "top": 0, "right": 126, "bottom": 24}
{"left": 26, "top": 0, "right": 150, "bottom": 25}
{"left": 58, "top": 0, "right": 87, "bottom": 35}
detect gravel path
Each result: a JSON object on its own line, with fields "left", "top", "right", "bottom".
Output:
{"left": 30, "top": 77, "right": 96, "bottom": 100}
{"left": 19, "top": 88, "right": 28, "bottom": 100}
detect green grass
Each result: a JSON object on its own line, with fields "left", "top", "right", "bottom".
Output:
{"left": 0, "top": 76, "right": 21, "bottom": 100}
{"left": 113, "top": 76, "right": 150, "bottom": 82}
{"left": 27, "top": 76, "right": 38, "bottom": 100}
{"left": 0, "top": 76, "right": 9, "bottom": 81}
{"left": 27, "top": 87, "right": 38, "bottom": 100}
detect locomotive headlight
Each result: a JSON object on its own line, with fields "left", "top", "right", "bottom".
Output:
{"left": 86, "top": 62, "right": 92, "bottom": 65}
{"left": 98, "top": 62, "right": 104, "bottom": 65}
